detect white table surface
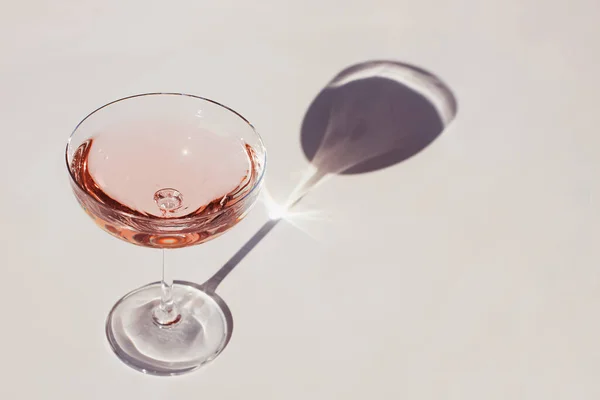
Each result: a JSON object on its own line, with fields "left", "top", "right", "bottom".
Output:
{"left": 1, "top": 0, "right": 599, "bottom": 398}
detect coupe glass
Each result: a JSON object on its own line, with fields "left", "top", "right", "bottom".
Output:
{"left": 65, "top": 93, "right": 266, "bottom": 375}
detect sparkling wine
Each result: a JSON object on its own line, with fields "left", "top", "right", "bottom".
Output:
{"left": 69, "top": 123, "right": 262, "bottom": 248}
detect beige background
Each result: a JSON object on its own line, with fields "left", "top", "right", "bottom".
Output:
{"left": 1, "top": 0, "right": 599, "bottom": 398}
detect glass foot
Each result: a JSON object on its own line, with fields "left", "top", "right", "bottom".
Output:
{"left": 106, "top": 280, "right": 231, "bottom": 376}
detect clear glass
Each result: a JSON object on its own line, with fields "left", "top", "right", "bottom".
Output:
{"left": 65, "top": 93, "right": 266, "bottom": 375}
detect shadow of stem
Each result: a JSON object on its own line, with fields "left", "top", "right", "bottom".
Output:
{"left": 201, "top": 170, "right": 325, "bottom": 294}
{"left": 202, "top": 218, "right": 281, "bottom": 293}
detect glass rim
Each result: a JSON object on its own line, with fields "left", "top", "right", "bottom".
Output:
{"left": 65, "top": 92, "right": 267, "bottom": 222}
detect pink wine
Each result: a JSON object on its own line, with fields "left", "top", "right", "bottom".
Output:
{"left": 69, "top": 123, "right": 262, "bottom": 248}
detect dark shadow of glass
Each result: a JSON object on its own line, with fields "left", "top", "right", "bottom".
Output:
{"left": 203, "top": 59, "right": 457, "bottom": 292}
{"left": 302, "top": 60, "right": 457, "bottom": 176}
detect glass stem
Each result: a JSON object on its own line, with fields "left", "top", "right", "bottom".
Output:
{"left": 153, "top": 249, "right": 181, "bottom": 326}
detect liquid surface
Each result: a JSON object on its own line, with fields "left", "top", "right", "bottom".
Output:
{"left": 86, "top": 122, "right": 252, "bottom": 217}
{"left": 69, "top": 123, "right": 262, "bottom": 248}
